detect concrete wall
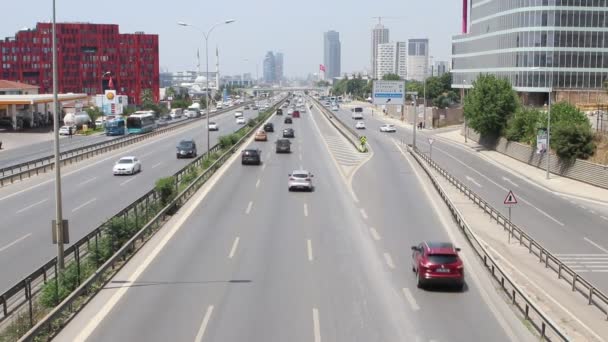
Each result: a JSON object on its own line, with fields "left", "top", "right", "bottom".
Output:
{"left": 464, "top": 128, "right": 608, "bottom": 189}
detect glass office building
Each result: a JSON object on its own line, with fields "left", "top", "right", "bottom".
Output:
{"left": 452, "top": 0, "right": 608, "bottom": 105}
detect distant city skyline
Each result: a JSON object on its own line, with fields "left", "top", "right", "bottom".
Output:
{"left": 0, "top": 1, "right": 461, "bottom": 77}
{"left": 323, "top": 30, "right": 341, "bottom": 79}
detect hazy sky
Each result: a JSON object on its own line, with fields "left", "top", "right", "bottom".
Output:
{"left": 2, "top": 0, "right": 461, "bottom": 77}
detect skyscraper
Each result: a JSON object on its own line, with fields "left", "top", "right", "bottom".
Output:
{"left": 323, "top": 30, "right": 341, "bottom": 79}
{"left": 376, "top": 42, "right": 407, "bottom": 80}
{"left": 263, "top": 51, "right": 276, "bottom": 84}
{"left": 370, "top": 23, "right": 389, "bottom": 79}
{"left": 275, "top": 52, "right": 284, "bottom": 82}
{"left": 407, "top": 38, "right": 429, "bottom": 82}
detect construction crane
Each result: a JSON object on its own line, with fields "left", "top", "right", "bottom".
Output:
{"left": 371, "top": 16, "right": 401, "bottom": 25}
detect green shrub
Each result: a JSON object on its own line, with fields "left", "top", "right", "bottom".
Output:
{"left": 40, "top": 260, "right": 95, "bottom": 308}
{"left": 229, "top": 133, "right": 240, "bottom": 145}
{"left": 506, "top": 107, "right": 543, "bottom": 145}
{"left": 551, "top": 122, "right": 595, "bottom": 160}
{"left": 181, "top": 167, "right": 198, "bottom": 185}
{"left": 246, "top": 119, "right": 256, "bottom": 127}
{"left": 219, "top": 135, "right": 234, "bottom": 149}
{"left": 155, "top": 177, "right": 176, "bottom": 206}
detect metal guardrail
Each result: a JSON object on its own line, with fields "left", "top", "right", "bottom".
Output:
{"left": 411, "top": 146, "right": 608, "bottom": 320}
{"left": 308, "top": 96, "right": 363, "bottom": 151}
{"left": 0, "top": 99, "right": 284, "bottom": 336}
{"left": 0, "top": 103, "right": 251, "bottom": 187}
{"left": 0, "top": 98, "right": 286, "bottom": 341}
{"left": 407, "top": 145, "right": 569, "bottom": 341}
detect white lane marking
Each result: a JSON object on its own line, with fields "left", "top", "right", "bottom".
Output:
{"left": 16, "top": 198, "right": 49, "bottom": 214}
{"left": 369, "top": 227, "right": 381, "bottom": 241}
{"left": 78, "top": 177, "right": 97, "bottom": 186}
{"left": 402, "top": 288, "right": 420, "bottom": 311}
{"left": 465, "top": 175, "right": 482, "bottom": 188}
{"left": 588, "top": 209, "right": 596, "bottom": 214}
{"left": 194, "top": 305, "right": 214, "bottom": 342}
{"left": 261, "top": 163, "right": 267, "bottom": 171}
{"left": 139, "top": 151, "right": 154, "bottom": 158}
{"left": 430, "top": 144, "right": 566, "bottom": 227}
{"left": 245, "top": 201, "right": 253, "bottom": 214}
{"left": 228, "top": 237, "right": 240, "bottom": 259}
{"left": 299, "top": 153, "right": 303, "bottom": 161}
{"left": 312, "top": 308, "right": 321, "bottom": 342}
{"left": 255, "top": 179, "right": 261, "bottom": 188}
{"left": 0, "top": 234, "right": 32, "bottom": 253}
{"left": 584, "top": 237, "right": 608, "bottom": 254}
{"left": 72, "top": 198, "right": 97, "bottom": 213}
{"left": 120, "top": 177, "right": 137, "bottom": 186}
{"left": 151, "top": 162, "right": 163, "bottom": 169}
{"left": 383, "top": 252, "right": 395, "bottom": 269}
{"left": 502, "top": 176, "right": 519, "bottom": 188}
{"left": 359, "top": 208, "right": 368, "bottom": 219}
{"left": 307, "top": 239, "right": 314, "bottom": 261}
{"left": 601, "top": 216, "right": 608, "bottom": 221}
{"left": 304, "top": 203, "right": 309, "bottom": 217}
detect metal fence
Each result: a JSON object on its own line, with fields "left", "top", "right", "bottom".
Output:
{"left": 0, "top": 103, "right": 251, "bottom": 187}
{"left": 309, "top": 96, "right": 362, "bottom": 151}
{"left": 408, "top": 145, "right": 570, "bottom": 341}
{"left": 0, "top": 99, "right": 285, "bottom": 340}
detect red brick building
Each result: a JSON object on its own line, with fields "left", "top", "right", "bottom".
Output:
{"left": 0, "top": 22, "right": 159, "bottom": 105}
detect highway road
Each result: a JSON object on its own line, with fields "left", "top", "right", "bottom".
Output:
{"left": 56, "top": 102, "right": 532, "bottom": 342}
{"left": 332, "top": 105, "right": 608, "bottom": 292}
{"left": 0, "top": 105, "right": 261, "bottom": 292}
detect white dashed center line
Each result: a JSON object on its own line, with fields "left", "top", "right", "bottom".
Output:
{"left": 16, "top": 198, "right": 48, "bottom": 214}
{"left": 312, "top": 308, "right": 321, "bottom": 342}
{"left": 245, "top": 201, "right": 253, "bottom": 214}
{"left": 304, "top": 203, "right": 309, "bottom": 217}
{"left": 228, "top": 237, "right": 240, "bottom": 259}
{"left": 369, "top": 227, "right": 381, "bottom": 241}
{"left": 360, "top": 208, "right": 368, "bottom": 219}
{"left": 307, "top": 239, "right": 314, "bottom": 261}
{"left": 194, "top": 305, "right": 214, "bottom": 342}
{"left": 383, "top": 252, "right": 395, "bottom": 269}
{"left": 72, "top": 198, "right": 97, "bottom": 213}
{"left": 402, "top": 288, "right": 420, "bottom": 311}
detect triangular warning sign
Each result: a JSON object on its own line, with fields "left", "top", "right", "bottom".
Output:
{"left": 504, "top": 190, "right": 518, "bottom": 205}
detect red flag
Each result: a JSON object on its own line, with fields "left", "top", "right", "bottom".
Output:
{"left": 108, "top": 77, "right": 114, "bottom": 90}
{"left": 319, "top": 64, "right": 326, "bottom": 72}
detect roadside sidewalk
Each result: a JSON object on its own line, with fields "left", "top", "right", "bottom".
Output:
{"left": 367, "top": 108, "right": 608, "bottom": 206}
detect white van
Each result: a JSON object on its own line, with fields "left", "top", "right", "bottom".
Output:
{"left": 170, "top": 108, "right": 183, "bottom": 119}
{"left": 351, "top": 107, "right": 363, "bottom": 120}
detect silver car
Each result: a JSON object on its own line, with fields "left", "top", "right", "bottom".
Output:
{"left": 288, "top": 170, "right": 314, "bottom": 191}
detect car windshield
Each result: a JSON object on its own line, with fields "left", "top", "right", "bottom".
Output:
{"left": 427, "top": 254, "right": 459, "bottom": 264}
{"left": 243, "top": 150, "right": 257, "bottom": 155}
{"left": 118, "top": 159, "right": 133, "bottom": 164}
{"left": 178, "top": 141, "right": 193, "bottom": 148}
{"left": 209, "top": 122, "right": 216, "bottom": 125}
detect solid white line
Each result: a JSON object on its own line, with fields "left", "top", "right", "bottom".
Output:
{"left": 402, "top": 288, "right": 420, "bottom": 311}
{"left": 151, "top": 162, "right": 163, "bottom": 169}
{"left": 245, "top": 201, "right": 253, "bottom": 214}
{"left": 194, "top": 305, "right": 214, "bottom": 342}
{"left": 72, "top": 198, "right": 97, "bottom": 213}
{"left": 255, "top": 179, "right": 260, "bottom": 188}
{"left": 584, "top": 237, "right": 608, "bottom": 254}
{"left": 78, "top": 177, "right": 97, "bottom": 186}
{"left": 369, "top": 227, "right": 381, "bottom": 241}
{"left": 383, "top": 252, "right": 395, "bottom": 269}
{"left": 120, "top": 177, "right": 136, "bottom": 186}
{"left": 360, "top": 208, "right": 368, "bottom": 219}
{"left": 312, "top": 308, "right": 321, "bottom": 342}
{"left": 0, "top": 234, "right": 32, "bottom": 253}
{"left": 531, "top": 205, "right": 565, "bottom": 227}
{"left": 16, "top": 198, "right": 48, "bottom": 214}
{"left": 307, "top": 239, "right": 314, "bottom": 261}
{"left": 228, "top": 237, "right": 240, "bottom": 259}
{"left": 304, "top": 203, "right": 309, "bottom": 217}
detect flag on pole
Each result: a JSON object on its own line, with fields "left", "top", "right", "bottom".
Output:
{"left": 319, "top": 64, "right": 326, "bottom": 72}
{"left": 108, "top": 77, "right": 114, "bottom": 90}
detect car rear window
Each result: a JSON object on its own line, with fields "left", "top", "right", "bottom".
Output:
{"left": 292, "top": 173, "right": 308, "bottom": 179}
{"left": 354, "top": 107, "right": 363, "bottom": 112}
{"left": 118, "top": 159, "right": 133, "bottom": 164}
{"left": 427, "top": 254, "right": 459, "bottom": 264}
{"left": 243, "top": 150, "right": 258, "bottom": 156}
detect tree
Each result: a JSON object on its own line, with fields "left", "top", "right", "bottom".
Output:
{"left": 316, "top": 80, "right": 330, "bottom": 87}
{"left": 505, "top": 107, "right": 543, "bottom": 144}
{"left": 552, "top": 123, "right": 595, "bottom": 160}
{"left": 464, "top": 74, "right": 518, "bottom": 136}
{"left": 140, "top": 89, "right": 154, "bottom": 108}
{"left": 85, "top": 106, "right": 104, "bottom": 122}
{"left": 165, "top": 87, "right": 176, "bottom": 100}
{"left": 382, "top": 73, "right": 401, "bottom": 81}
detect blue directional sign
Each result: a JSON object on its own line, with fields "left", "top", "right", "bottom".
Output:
{"left": 373, "top": 81, "right": 406, "bottom": 105}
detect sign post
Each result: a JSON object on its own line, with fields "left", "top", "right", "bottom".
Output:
{"left": 503, "top": 190, "right": 518, "bottom": 243}
{"left": 428, "top": 138, "right": 434, "bottom": 159}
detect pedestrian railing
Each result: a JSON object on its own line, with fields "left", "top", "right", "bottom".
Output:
{"left": 0, "top": 99, "right": 285, "bottom": 341}
{"left": 0, "top": 103, "right": 251, "bottom": 187}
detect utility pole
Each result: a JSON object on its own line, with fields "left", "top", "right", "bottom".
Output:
{"left": 52, "top": 0, "right": 65, "bottom": 270}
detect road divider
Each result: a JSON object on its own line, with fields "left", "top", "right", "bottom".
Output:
{"left": 309, "top": 96, "right": 367, "bottom": 153}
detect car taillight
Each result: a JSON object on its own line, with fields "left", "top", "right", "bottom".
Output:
{"left": 305, "top": 178, "right": 311, "bottom": 181}
{"left": 289, "top": 177, "right": 296, "bottom": 181}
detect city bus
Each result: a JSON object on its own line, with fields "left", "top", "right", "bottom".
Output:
{"left": 127, "top": 112, "right": 156, "bottom": 134}
{"left": 105, "top": 117, "right": 126, "bottom": 136}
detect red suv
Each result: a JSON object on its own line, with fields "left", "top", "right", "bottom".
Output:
{"left": 292, "top": 110, "right": 300, "bottom": 118}
{"left": 411, "top": 241, "right": 464, "bottom": 290}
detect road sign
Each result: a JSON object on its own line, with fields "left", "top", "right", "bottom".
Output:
{"left": 428, "top": 138, "right": 434, "bottom": 145}
{"left": 504, "top": 190, "right": 518, "bottom": 205}
{"left": 373, "top": 80, "right": 405, "bottom": 105}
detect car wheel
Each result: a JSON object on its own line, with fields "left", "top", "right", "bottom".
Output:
{"left": 416, "top": 271, "right": 424, "bottom": 289}
{"left": 288, "top": 187, "right": 292, "bottom": 192}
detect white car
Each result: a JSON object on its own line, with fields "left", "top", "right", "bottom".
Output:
{"left": 236, "top": 117, "right": 246, "bottom": 125}
{"left": 379, "top": 124, "right": 396, "bottom": 133}
{"left": 234, "top": 111, "right": 244, "bottom": 118}
{"left": 210, "top": 108, "right": 218, "bottom": 113}
{"left": 288, "top": 170, "right": 314, "bottom": 192}
{"left": 355, "top": 121, "right": 366, "bottom": 130}
{"left": 113, "top": 156, "right": 141, "bottom": 175}
{"left": 58, "top": 125, "right": 75, "bottom": 135}
{"left": 331, "top": 106, "right": 339, "bottom": 111}
{"left": 208, "top": 122, "right": 219, "bottom": 131}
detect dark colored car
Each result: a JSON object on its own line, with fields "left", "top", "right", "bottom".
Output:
{"left": 275, "top": 139, "right": 291, "bottom": 153}
{"left": 264, "top": 123, "right": 274, "bottom": 132}
{"left": 276, "top": 108, "right": 283, "bottom": 115}
{"left": 284, "top": 117, "right": 293, "bottom": 124}
{"left": 244, "top": 105, "right": 250, "bottom": 110}
{"left": 252, "top": 105, "right": 259, "bottom": 110}
{"left": 176, "top": 139, "right": 197, "bottom": 158}
{"left": 292, "top": 110, "right": 300, "bottom": 118}
{"left": 411, "top": 242, "right": 464, "bottom": 290}
{"left": 283, "top": 128, "right": 295, "bottom": 138}
{"left": 241, "top": 149, "right": 261, "bottom": 165}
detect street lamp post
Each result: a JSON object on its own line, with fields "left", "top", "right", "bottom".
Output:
{"left": 463, "top": 79, "right": 468, "bottom": 143}
{"left": 51, "top": 0, "right": 65, "bottom": 270}
{"left": 178, "top": 19, "right": 235, "bottom": 157}
{"left": 531, "top": 66, "right": 553, "bottom": 179}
